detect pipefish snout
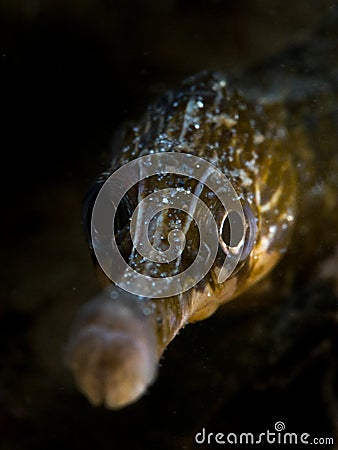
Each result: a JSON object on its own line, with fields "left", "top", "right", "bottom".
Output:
{"left": 66, "top": 289, "right": 158, "bottom": 408}
{"left": 66, "top": 15, "right": 338, "bottom": 408}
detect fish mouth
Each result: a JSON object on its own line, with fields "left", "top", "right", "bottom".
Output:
{"left": 65, "top": 287, "right": 158, "bottom": 409}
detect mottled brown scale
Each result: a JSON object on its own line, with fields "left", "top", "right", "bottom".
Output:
{"left": 66, "top": 14, "right": 338, "bottom": 409}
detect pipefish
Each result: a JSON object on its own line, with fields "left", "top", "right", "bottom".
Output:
{"left": 66, "top": 10, "right": 338, "bottom": 409}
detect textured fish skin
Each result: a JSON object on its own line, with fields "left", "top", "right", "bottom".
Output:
{"left": 66, "top": 8, "right": 338, "bottom": 409}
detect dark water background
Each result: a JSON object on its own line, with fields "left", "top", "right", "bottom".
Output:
{"left": 1, "top": 1, "right": 337, "bottom": 449}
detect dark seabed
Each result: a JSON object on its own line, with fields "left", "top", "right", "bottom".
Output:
{"left": 1, "top": 1, "right": 338, "bottom": 449}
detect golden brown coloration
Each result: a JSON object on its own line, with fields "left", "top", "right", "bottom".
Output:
{"left": 66, "top": 72, "right": 301, "bottom": 408}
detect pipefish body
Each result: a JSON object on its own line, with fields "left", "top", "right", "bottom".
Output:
{"left": 66, "top": 11, "right": 338, "bottom": 409}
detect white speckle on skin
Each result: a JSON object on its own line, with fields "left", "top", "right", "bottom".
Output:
{"left": 253, "top": 131, "right": 265, "bottom": 145}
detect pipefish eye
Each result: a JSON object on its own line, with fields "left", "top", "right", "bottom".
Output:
{"left": 240, "top": 201, "right": 257, "bottom": 261}
{"left": 219, "top": 201, "right": 257, "bottom": 262}
{"left": 82, "top": 177, "right": 108, "bottom": 251}
{"left": 81, "top": 174, "right": 136, "bottom": 250}
{"left": 114, "top": 194, "right": 134, "bottom": 235}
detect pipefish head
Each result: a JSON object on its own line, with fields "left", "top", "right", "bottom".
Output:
{"left": 88, "top": 72, "right": 297, "bottom": 314}
{"left": 69, "top": 72, "right": 298, "bottom": 408}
